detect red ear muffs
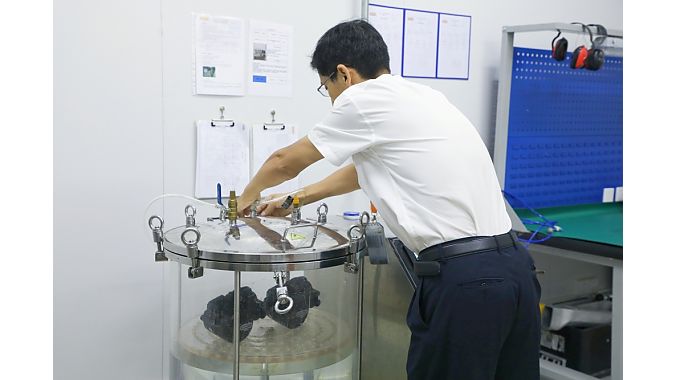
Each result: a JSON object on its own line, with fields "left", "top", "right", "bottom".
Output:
{"left": 570, "top": 46, "right": 588, "bottom": 69}
{"left": 585, "top": 48, "right": 605, "bottom": 70}
{"left": 585, "top": 24, "right": 607, "bottom": 71}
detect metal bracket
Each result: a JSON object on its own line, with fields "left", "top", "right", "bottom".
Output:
{"left": 273, "top": 271, "right": 293, "bottom": 314}
{"left": 345, "top": 215, "right": 368, "bottom": 273}
{"left": 250, "top": 199, "right": 260, "bottom": 218}
{"left": 317, "top": 203, "right": 328, "bottom": 224}
{"left": 206, "top": 206, "right": 228, "bottom": 222}
{"left": 185, "top": 205, "right": 196, "bottom": 227}
{"left": 291, "top": 206, "right": 302, "bottom": 225}
{"left": 148, "top": 216, "right": 167, "bottom": 262}
{"left": 181, "top": 228, "right": 203, "bottom": 279}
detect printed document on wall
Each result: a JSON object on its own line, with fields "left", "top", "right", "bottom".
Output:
{"left": 402, "top": 10, "right": 438, "bottom": 78}
{"left": 195, "top": 121, "right": 250, "bottom": 198}
{"left": 437, "top": 14, "right": 471, "bottom": 79}
{"left": 193, "top": 14, "right": 246, "bottom": 96}
{"left": 368, "top": 5, "right": 403, "bottom": 76}
{"left": 252, "top": 124, "right": 299, "bottom": 196}
{"left": 248, "top": 20, "right": 293, "bottom": 97}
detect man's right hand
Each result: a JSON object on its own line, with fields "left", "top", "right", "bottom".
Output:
{"left": 256, "top": 192, "right": 302, "bottom": 217}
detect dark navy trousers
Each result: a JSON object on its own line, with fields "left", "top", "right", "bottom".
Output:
{"left": 406, "top": 241, "right": 542, "bottom": 380}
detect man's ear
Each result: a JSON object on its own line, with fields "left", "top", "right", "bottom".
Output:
{"left": 336, "top": 64, "right": 351, "bottom": 85}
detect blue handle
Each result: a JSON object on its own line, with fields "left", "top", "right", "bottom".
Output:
{"left": 217, "top": 183, "right": 222, "bottom": 205}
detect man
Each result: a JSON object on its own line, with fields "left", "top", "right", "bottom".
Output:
{"left": 238, "top": 20, "right": 541, "bottom": 380}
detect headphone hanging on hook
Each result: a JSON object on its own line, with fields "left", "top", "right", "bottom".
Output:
{"left": 585, "top": 24, "right": 608, "bottom": 70}
{"left": 569, "top": 22, "right": 593, "bottom": 69}
{"left": 551, "top": 29, "right": 568, "bottom": 61}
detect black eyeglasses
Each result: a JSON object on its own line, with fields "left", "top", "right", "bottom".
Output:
{"left": 317, "top": 72, "right": 336, "bottom": 97}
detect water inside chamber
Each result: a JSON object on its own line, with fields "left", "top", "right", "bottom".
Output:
{"left": 171, "top": 308, "right": 357, "bottom": 380}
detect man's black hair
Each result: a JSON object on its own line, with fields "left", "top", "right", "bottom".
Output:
{"left": 311, "top": 20, "right": 390, "bottom": 79}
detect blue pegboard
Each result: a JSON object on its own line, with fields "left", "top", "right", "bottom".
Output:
{"left": 504, "top": 47, "right": 622, "bottom": 208}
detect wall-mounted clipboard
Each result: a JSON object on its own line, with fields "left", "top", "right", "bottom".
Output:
{"left": 252, "top": 111, "right": 300, "bottom": 196}
{"left": 195, "top": 113, "right": 250, "bottom": 198}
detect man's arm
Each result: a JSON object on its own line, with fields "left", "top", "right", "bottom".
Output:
{"left": 257, "top": 164, "right": 361, "bottom": 216}
{"left": 238, "top": 136, "right": 323, "bottom": 213}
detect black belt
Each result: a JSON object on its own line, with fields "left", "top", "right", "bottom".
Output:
{"left": 414, "top": 232, "right": 518, "bottom": 276}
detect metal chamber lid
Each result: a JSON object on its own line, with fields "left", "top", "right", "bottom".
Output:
{"left": 162, "top": 215, "right": 362, "bottom": 271}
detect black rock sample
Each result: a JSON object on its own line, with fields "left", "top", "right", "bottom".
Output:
{"left": 200, "top": 286, "right": 266, "bottom": 342}
{"left": 264, "top": 276, "right": 321, "bottom": 329}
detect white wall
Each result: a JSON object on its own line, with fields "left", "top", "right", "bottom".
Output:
{"left": 54, "top": 1, "right": 622, "bottom": 379}
{"left": 160, "top": 0, "right": 367, "bottom": 225}
{"left": 54, "top": 0, "right": 164, "bottom": 379}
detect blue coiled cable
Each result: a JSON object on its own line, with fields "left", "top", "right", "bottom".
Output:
{"left": 502, "top": 190, "right": 561, "bottom": 246}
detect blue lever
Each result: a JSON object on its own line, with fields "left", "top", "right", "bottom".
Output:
{"left": 217, "top": 183, "right": 222, "bottom": 206}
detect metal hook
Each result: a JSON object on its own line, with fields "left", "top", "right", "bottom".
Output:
{"left": 148, "top": 215, "right": 164, "bottom": 230}
{"left": 181, "top": 228, "right": 201, "bottom": 245}
{"left": 317, "top": 203, "right": 328, "bottom": 224}
{"left": 359, "top": 211, "right": 370, "bottom": 227}
{"left": 274, "top": 295, "right": 294, "bottom": 315}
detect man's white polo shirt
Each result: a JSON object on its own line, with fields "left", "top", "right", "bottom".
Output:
{"left": 308, "top": 74, "right": 511, "bottom": 253}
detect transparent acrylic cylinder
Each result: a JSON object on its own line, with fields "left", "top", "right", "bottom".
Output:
{"left": 164, "top": 261, "right": 360, "bottom": 380}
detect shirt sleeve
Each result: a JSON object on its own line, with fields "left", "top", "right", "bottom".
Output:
{"left": 307, "top": 93, "right": 375, "bottom": 166}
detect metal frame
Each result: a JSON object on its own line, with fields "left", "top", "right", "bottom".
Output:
{"left": 493, "top": 23, "right": 623, "bottom": 188}
{"left": 164, "top": 250, "right": 360, "bottom": 272}
{"left": 493, "top": 23, "right": 623, "bottom": 380}
{"left": 530, "top": 243, "right": 622, "bottom": 380}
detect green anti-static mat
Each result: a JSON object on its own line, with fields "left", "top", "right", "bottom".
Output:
{"left": 515, "top": 203, "right": 623, "bottom": 247}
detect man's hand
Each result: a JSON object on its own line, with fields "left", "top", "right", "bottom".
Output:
{"left": 256, "top": 192, "right": 300, "bottom": 217}
{"left": 237, "top": 190, "right": 260, "bottom": 216}
{"left": 236, "top": 136, "right": 324, "bottom": 216}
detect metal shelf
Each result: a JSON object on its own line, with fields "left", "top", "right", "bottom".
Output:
{"left": 541, "top": 359, "right": 602, "bottom": 380}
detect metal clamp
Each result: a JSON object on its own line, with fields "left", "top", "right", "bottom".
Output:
{"left": 273, "top": 271, "right": 293, "bottom": 314}
{"left": 250, "top": 199, "right": 260, "bottom": 218}
{"left": 345, "top": 221, "right": 366, "bottom": 273}
{"left": 274, "top": 290, "right": 294, "bottom": 315}
{"left": 181, "top": 228, "right": 203, "bottom": 279}
{"left": 317, "top": 203, "right": 328, "bottom": 224}
{"left": 206, "top": 206, "right": 227, "bottom": 222}
{"left": 148, "top": 216, "right": 167, "bottom": 262}
{"left": 359, "top": 211, "right": 370, "bottom": 226}
{"left": 291, "top": 206, "right": 301, "bottom": 225}
{"left": 185, "top": 205, "right": 196, "bottom": 227}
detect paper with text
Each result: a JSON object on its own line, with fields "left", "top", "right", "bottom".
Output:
{"left": 193, "top": 13, "right": 246, "bottom": 96}
{"left": 437, "top": 14, "right": 471, "bottom": 79}
{"left": 368, "top": 5, "right": 404, "bottom": 76}
{"left": 195, "top": 121, "right": 250, "bottom": 198}
{"left": 402, "top": 10, "right": 438, "bottom": 78}
{"left": 248, "top": 20, "right": 293, "bottom": 97}
{"left": 252, "top": 124, "right": 300, "bottom": 196}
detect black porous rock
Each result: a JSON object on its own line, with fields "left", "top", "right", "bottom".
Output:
{"left": 264, "top": 276, "right": 321, "bottom": 329}
{"left": 200, "top": 286, "right": 266, "bottom": 342}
